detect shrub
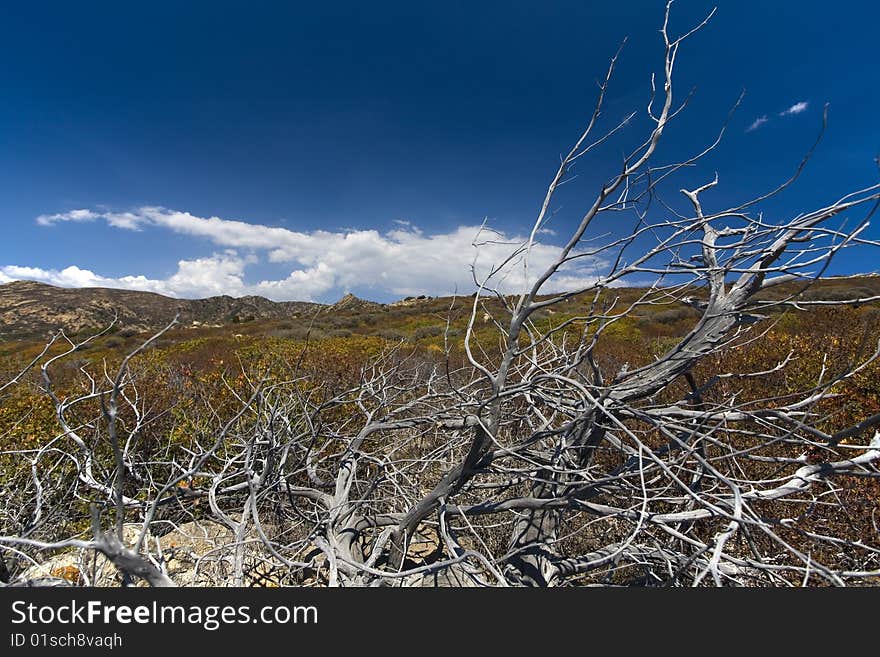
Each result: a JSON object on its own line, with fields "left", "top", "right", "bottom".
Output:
{"left": 413, "top": 325, "right": 444, "bottom": 340}
{"left": 378, "top": 329, "right": 406, "bottom": 341}
{"left": 804, "top": 286, "right": 876, "bottom": 302}
{"left": 637, "top": 307, "right": 697, "bottom": 326}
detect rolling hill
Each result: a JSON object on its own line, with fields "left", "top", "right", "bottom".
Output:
{"left": 1, "top": 274, "right": 878, "bottom": 342}
{"left": 0, "top": 280, "right": 322, "bottom": 339}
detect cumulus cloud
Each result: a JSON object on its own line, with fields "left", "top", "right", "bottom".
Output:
{"left": 3, "top": 207, "right": 608, "bottom": 301}
{"left": 779, "top": 101, "right": 809, "bottom": 116}
{"left": 0, "top": 252, "right": 256, "bottom": 298}
{"left": 745, "top": 115, "right": 769, "bottom": 133}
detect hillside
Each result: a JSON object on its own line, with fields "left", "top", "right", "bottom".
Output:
{"left": 0, "top": 280, "right": 323, "bottom": 338}
{"left": 0, "top": 275, "right": 877, "bottom": 343}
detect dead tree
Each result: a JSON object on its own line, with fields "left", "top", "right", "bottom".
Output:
{"left": 2, "top": 2, "right": 880, "bottom": 587}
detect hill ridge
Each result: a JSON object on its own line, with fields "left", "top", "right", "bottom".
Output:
{"left": 0, "top": 280, "right": 325, "bottom": 338}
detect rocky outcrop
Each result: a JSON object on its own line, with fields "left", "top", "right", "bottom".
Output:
{"left": 0, "top": 281, "right": 322, "bottom": 338}
{"left": 330, "top": 293, "right": 383, "bottom": 313}
{"left": 12, "top": 521, "right": 485, "bottom": 587}
{"left": 14, "top": 521, "right": 283, "bottom": 587}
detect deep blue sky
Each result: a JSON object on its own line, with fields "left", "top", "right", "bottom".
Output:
{"left": 1, "top": 1, "right": 878, "bottom": 302}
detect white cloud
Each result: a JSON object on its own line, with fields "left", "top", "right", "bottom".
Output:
{"left": 746, "top": 115, "right": 769, "bottom": 133}
{"left": 36, "top": 209, "right": 99, "bottom": 226}
{"left": 745, "top": 101, "right": 809, "bottom": 134}
{"left": 0, "top": 252, "right": 255, "bottom": 298}
{"left": 3, "top": 207, "right": 608, "bottom": 301}
{"left": 779, "top": 101, "right": 809, "bottom": 116}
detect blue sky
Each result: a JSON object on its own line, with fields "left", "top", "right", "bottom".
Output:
{"left": 1, "top": 1, "right": 878, "bottom": 302}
